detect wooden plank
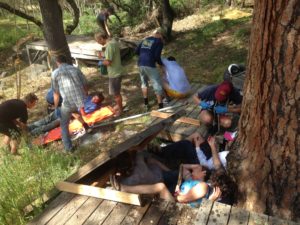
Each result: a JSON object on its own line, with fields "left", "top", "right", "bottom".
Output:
{"left": 207, "top": 201, "right": 231, "bottom": 225}
{"left": 56, "top": 181, "right": 142, "bottom": 206}
{"left": 27, "top": 192, "right": 75, "bottom": 225}
{"left": 46, "top": 195, "right": 89, "bottom": 225}
{"left": 64, "top": 197, "right": 103, "bottom": 225}
{"left": 268, "top": 216, "right": 289, "bottom": 225}
{"left": 227, "top": 206, "right": 249, "bottom": 225}
{"left": 177, "top": 205, "right": 199, "bottom": 225}
{"left": 248, "top": 212, "right": 269, "bottom": 225}
{"left": 139, "top": 200, "right": 169, "bottom": 225}
{"left": 150, "top": 111, "right": 200, "bottom": 126}
{"left": 194, "top": 199, "right": 214, "bottom": 225}
{"left": 102, "top": 203, "right": 133, "bottom": 225}
{"left": 157, "top": 202, "right": 183, "bottom": 225}
{"left": 83, "top": 200, "right": 117, "bottom": 225}
{"left": 66, "top": 109, "right": 185, "bottom": 183}
{"left": 121, "top": 203, "right": 151, "bottom": 225}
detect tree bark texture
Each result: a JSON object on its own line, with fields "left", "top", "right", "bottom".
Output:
{"left": 38, "top": 0, "right": 72, "bottom": 65}
{"left": 161, "top": 0, "right": 174, "bottom": 41}
{"left": 65, "top": 0, "right": 80, "bottom": 35}
{"left": 0, "top": 2, "right": 43, "bottom": 28}
{"left": 228, "top": 0, "right": 299, "bottom": 220}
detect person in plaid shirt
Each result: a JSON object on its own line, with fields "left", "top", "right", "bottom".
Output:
{"left": 51, "top": 55, "right": 90, "bottom": 151}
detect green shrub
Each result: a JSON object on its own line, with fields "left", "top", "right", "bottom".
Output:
{"left": 0, "top": 145, "right": 79, "bottom": 225}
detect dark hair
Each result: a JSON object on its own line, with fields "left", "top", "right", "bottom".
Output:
{"left": 94, "top": 32, "right": 108, "bottom": 41}
{"left": 107, "top": 6, "right": 114, "bottom": 14}
{"left": 92, "top": 91, "right": 105, "bottom": 102}
{"left": 23, "top": 93, "right": 38, "bottom": 104}
{"left": 202, "top": 166, "right": 211, "bottom": 182}
{"left": 210, "top": 170, "right": 237, "bottom": 204}
{"left": 55, "top": 55, "right": 67, "bottom": 64}
{"left": 167, "top": 56, "right": 176, "bottom": 61}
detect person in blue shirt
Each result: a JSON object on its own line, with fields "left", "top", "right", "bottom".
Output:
{"left": 29, "top": 92, "right": 104, "bottom": 136}
{"left": 135, "top": 28, "right": 165, "bottom": 110}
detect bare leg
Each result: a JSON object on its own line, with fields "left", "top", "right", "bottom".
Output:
{"left": 10, "top": 139, "right": 19, "bottom": 155}
{"left": 3, "top": 135, "right": 10, "bottom": 152}
{"left": 156, "top": 94, "right": 162, "bottom": 104}
{"left": 114, "top": 94, "right": 123, "bottom": 113}
{"left": 142, "top": 87, "right": 148, "bottom": 98}
{"left": 121, "top": 182, "right": 175, "bottom": 201}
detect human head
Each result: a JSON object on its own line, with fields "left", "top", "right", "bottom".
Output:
{"left": 94, "top": 32, "right": 109, "bottom": 46}
{"left": 55, "top": 55, "right": 67, "bottom": 66}
{"left": 210, "top": 170, "right": 237, "bottom": 204}
{"left": 153, "top": 28, "right": 166, "bottom": 40}
{"left": 192, "top": 165, "right": 211, "bottom": 181}
{"left": 167, "top": 56, "right": 176, "bottom": 61}
{"left": 214, "top": 81, "right": 233, "bottom": 102}
{"left": 107, "top": 6, "right": 114, "bottom": 14}
{"left": 23, "top": 93, "right": 38, "bottom": 109}
{"left": 91, "top": 92, "right": 104, "bottom": 104}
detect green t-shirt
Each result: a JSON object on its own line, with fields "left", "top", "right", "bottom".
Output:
{"left": 105, "top": 38, "right": 124, "bottom": 78}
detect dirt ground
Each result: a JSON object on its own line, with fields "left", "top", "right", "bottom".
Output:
{"left": 0, "top": 7, "right": 251, "bottom": 164}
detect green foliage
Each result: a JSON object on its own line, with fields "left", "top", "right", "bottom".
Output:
{"left": 0, "top": 145, "right": 79, "bottom": 225}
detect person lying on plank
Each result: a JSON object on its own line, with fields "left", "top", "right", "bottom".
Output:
{"left": 28, "top": 92, "right": 105, "bottom": 136}
{"left": 110, "top": 137, "right": 236, "bottom": 205}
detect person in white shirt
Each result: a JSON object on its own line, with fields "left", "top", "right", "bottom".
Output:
{"left": 161, "top": 56, "right": 191, "bottom": 99}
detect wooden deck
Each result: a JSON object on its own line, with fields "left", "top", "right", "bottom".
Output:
{"left": 151, "top": 83, "right": 206, "bottom": 141}
{"left": 28, "top": 193, "right": 298, "bottom": 225}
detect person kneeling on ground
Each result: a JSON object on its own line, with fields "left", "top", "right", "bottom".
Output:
{"left": 28, "top": 92, "right": 105, "bottom": 136}
{"left": 0, "top": 93, "right": 38, "bottom": 154}
{"left": 161, "top": 56, "right": 191, "bottom": 99}
{"left": 193, "top": 80, "right": 242, "bottom": 136}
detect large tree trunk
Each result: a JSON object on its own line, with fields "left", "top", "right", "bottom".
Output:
{"left": 38, "top": 0, "right": 72, "bottom": 65}
{"left": 228, "top": 0, "right": 299, "bottom": 220}
{"left": 161, "top": 0, "right": 174, "bottom": 41}
{"left": 65, "top": 0, "right": 80, "bottom": 35}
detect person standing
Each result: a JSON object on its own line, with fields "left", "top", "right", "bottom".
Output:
{"left": 0, "top": 93, "right": 38, "bottom": 154}
{"left": 135, "top": 28, "right": 165, "bottom": 110}
{"left": 51, "top": 55, "right": 90, "bottom": 152}
{"left": 94, "top": 33, "right": 125, "bottom": 116}
{"left": 96, "top": 7, "right": 114, "bottom": 37}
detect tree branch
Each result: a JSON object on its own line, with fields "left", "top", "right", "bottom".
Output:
{"left": 0, "top": 2, "right": 43, "bottom": 29}
{"left": 64, "top": 0, "right": 80, "bottom": 34}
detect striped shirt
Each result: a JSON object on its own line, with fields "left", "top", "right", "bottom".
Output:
{"left": 51, "top": 63, "right": 87, "bottom": 109}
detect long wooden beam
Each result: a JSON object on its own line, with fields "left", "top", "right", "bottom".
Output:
{"left": 56, "top": 181, "right": 142, "bottom": 206}
{"left": 150, "top": 110, "right": 200, "bottom": 126}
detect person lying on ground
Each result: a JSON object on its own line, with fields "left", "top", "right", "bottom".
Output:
{"left": 28, "top": 92, "right": 105, "bottom": 136}
{"left": 110, "top": 153, "right": 222, "bottom": 206}
{"left": 161, "top": 56, "right": 191, "bottom": 99}
{"left": 193, "top": 80, "right": 242, "bottom": 135}
{"left": 0, "top": 93, "right": 38, "bottom": 154}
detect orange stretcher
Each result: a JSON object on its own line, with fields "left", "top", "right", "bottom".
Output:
{"left": 34, "top": 106, "right": 114, "bottom": 145}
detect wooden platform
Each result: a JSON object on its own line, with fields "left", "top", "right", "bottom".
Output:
{"left": 26, "top": 35, "right": 131, "bottom": 64}
{"left": 151, "top": 83, "right": 206, "bottom": 142}
{"left": 28, "top": 194, "right": 298, "bottom": 225}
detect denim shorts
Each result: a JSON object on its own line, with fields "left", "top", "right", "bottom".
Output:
{"left": 139, "top": 66, "right": 163, "bottom": 95}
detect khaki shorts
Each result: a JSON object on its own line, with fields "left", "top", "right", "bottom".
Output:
{"left": 109, "top": 76, "right": 122, "bottom": 95}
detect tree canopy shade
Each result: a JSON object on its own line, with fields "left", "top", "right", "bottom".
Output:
{"left": 228, "top": 0, "right": 299, "bottom": 220}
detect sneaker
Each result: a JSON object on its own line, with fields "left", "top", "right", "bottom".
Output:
{"left": 162, "top": 98, "right": 171, "bottom": 105}
{"left": 71, "top": 128, "right": 86, "bottom": 141}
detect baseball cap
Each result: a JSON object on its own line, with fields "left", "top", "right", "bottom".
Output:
{"left": 214, "top": 81, "right": 233, "bottom": 102}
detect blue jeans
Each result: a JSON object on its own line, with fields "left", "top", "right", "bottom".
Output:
{"left": 60, "top": 105, "right": 78, "bottom": 151}
{"left": 28, "top": 112, "right": 60, "bottom": 136}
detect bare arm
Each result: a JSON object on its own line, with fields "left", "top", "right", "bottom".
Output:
{"left": 102, "top": 59, "right": 112, "bottom": 66}
{"left": 228, "top": 104, "right": 241, "bottom": 113}
{"left": 208, "top": 136, "right": 222, "bottom": 170}
{"left": 53, "top": 91, "right": 60, "bottom": 108}
{"left": 193, "top": 94, "right": 201, "bottom": 105}
{"left": 176, "top": 182, "right": 208, "bottom": 203}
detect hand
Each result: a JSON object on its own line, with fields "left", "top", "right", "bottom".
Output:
{"left": 194, "top": 135, "right": 204, "bottom": 147}
{"left": 98, "top": 60, "right": 104, "bottom": 66}
{"left": 207, "top": 136, "right": 216, "bottom": 149}
{"left": 209, "top": 186, "right": 222, "bottom": 201}
{"left": 199, "top": 101, "right": 212, "bottom": 110}
{"left": 215, "top": 105, "right": 228, "bottom": 114}
{"left": 54, "top": 108, "right": 61, "bottom": 118}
